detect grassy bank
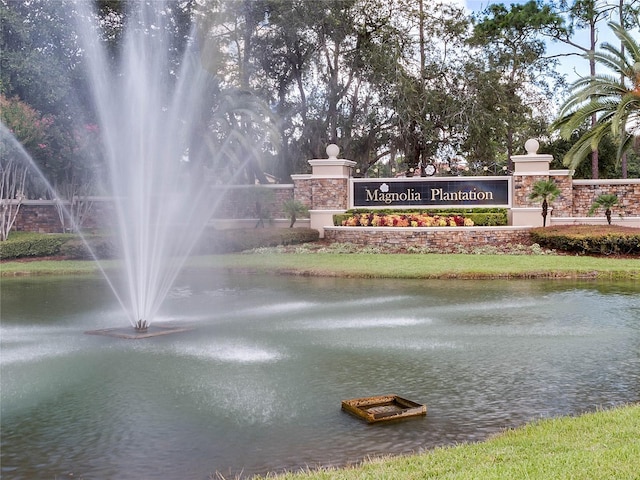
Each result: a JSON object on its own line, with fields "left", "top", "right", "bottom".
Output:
{"left": 200, "top": 253, "right": 640, "bottom": 279}
{"left": 264, "top": 404, "right": 640, "bottom": 480}
{"left": 4, "top": 253, "right": 638, "bottom": 279}
{"left": 0, "top": 259, "right": 113, "bottom": 276}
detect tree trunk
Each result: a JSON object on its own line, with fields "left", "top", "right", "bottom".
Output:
{"left": 588, "top": 12, "right": 599, "bottom": 179}
{"left": 419, "top": 0, "right": 425, "bottom": 88}
{"left": 619, "top": 0, "right": 628, "bottom": 179}
{"left": 0, "top": 161, "right": 28, "bottom": 241}
{"left": 541, "top": 198, "right": 548, "bottom": 227}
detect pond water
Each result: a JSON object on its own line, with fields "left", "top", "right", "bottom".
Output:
{"left": 1, "top": 272, "right": 639, "bottom": 479}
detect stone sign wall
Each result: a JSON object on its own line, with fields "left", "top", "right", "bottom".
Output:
{"left": 571, "top": 180, "right": 640, "bottom": 218}
{"left": 8, "top": 140, "right": 640, "bottom": 236}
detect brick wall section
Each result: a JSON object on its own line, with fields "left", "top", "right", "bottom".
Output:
{"left": 12, "top": 186, "right": 296, "bottom": 233}
{"left": 550, "top": 174, "right": 573, "bottom": 217}
{"left": 272, "top": 188, "right": 295, "bottom": 217}
{"left": 514, "top": 173, "right": 574, "bottom": 218}
{"left": 14, "top": 203, "right": 65, "bottom": 233}
{"left": 14, "top": 200, "right": 114, "bottom": 233}
{"left": 292, "top": 178, "right": 312, "bottom": 208}
{"left": 212, "top": 185, "right": 294, "bottom": 218}
{"left": 11, "top": 180, "right": 640, "bottom": 234}
{"left": 311, "top": 178, "right": 349, "bottom": 209}
{"left": 513, "top": 175, "right": 545, "bottom": 208}
{"left": 572, "top": 181, "right": 640, "bottom": 217}
{"left": 324, "top": 227, "right": 533, "bottom": 252}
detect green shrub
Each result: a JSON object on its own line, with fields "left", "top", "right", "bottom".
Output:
{"left": 530, "top": 225, "right": 640, "bottom": 255}
{"left": 333, "top": 214, "right": 351, "bottom": 226}
{"left": 1, "top": 229, "right": 321, "bottom": 259}
{"left": 59, "top": 236, "right": 118, "bottom": 259}
{"left": 465, "top": 213, "right": 507, "bottom": 226}
{"left": 196, "top": 228, "right": 320, "bottom": 254}
{"left": 0, "top": 232, "right": 74, "bottom": 260}
{"left": 333, "top": 208, "right": 508, "bottom": 227}
{"left": 282, "top": 199, "right": 309, "bottom": 227}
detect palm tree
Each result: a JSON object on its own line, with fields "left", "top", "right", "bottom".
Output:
{"left": 529, "top": 179, "right": 561, "bottom": 227}
{"left": 282, "top": 199, "right": 309, "bottom": 228}
{"left": 588, "top": 193, "right": 620, "bottom": 225}
{"left": 551, "top": 21, "right": 640, "bottom": 176}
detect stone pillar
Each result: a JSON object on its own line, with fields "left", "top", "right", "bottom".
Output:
{"left": 291, "top": 144, "right": 356, "bottom": 237}
{"left": 510, "top": 139, "right": 552, "bottom": 227}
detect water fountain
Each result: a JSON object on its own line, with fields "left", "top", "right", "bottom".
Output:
{"left": 2, "top": 1, "right": 230, "bottom": 330}
{"left": 75, "top": 1, "right": 226, "bottom": 330}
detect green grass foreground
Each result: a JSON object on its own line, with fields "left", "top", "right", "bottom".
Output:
{"left": 202, "top": 253, "right": 640, "bottom": 279}
{"left": 263, "top": 404, "right": 640, "bottom": 480}
{"left": 0, "top": 259, "right": 116, "bottom": 276}
{"left": 2, "top": 253, "right": 640, "bottom": 279}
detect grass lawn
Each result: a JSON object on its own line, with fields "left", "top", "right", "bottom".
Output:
{"left": 2, "top": 253, "right": 640, "bottom": 279}
{"left": 199, "top": 253, "right": 640, "bottom": 279}
{"left": 266, "top": 404, "right": 640, "bottom": 480}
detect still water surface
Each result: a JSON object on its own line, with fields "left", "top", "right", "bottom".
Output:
{"left": 2, "top": 272, "right": 639, "bottom": 479}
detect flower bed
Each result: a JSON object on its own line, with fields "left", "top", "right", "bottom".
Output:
{"left": 341, "top": 212, "right": 474, "bottom": 227}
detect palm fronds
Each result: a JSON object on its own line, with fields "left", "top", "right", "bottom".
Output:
{"left": 550, "top": 20, "right": 640, "bottom": 172}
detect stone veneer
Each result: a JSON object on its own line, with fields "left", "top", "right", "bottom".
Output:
{"left": 311, "top": 178, "right": 350, "bottom": 209}
{"left": 512, "top": 174, "right": 546, "bottom": 209}
{"left": 9, "top": 141, "right": 640, "bottom": 235}
{"left": 11, "top": 185, "right": 297, "bottom": 234}
{"left": 324, "top": 226, "right": 533, "bottom": 252}
{"left": 13, "top": 200, "right": 114, "bottom": 233}
{"left": 13, "top": 202, "right": 66, "bottom": 233}
{"left": 212, "top": 185, "right": 294, "bottom": 219}
{"left": 571, "top": 180, "right": 640, "bottom": 217}
{"left": 549, "top": 174, "right": 574, "bottom": 217}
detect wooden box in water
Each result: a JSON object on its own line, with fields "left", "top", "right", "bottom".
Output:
{"left": 341, "top": 395, "right": 426, "bottom": 423}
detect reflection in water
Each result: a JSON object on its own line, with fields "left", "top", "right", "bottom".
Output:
{"left": 1, "top": 273, "right": 639, "bottom": 479}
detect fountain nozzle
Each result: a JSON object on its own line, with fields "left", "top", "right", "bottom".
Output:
{"left": 135, "top": 319, "right": 149, "bottom": 332}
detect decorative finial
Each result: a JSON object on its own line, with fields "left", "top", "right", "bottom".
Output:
{"left": 524, "top": 139, "right": 539, "bottom": 155}
{"left": 326, "top": 144, "right": 340, "bottom": 159}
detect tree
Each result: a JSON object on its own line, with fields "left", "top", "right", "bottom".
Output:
{"left": 0, "top": 94, "right": 53, "bottom": 197}
{"left": 0, "top": 1, "right": 104, "bottom": 194}
{"left": 529, "top": 179, "right": 561, "bottom": 227}
{"left": 588, "top": 192, "right": 619, "bottom": 223}
{"left": 0, "top": 158, "right": 27, "bottom": 241}
{"left": 469, "top": 1, "right": 566, "bottom": 167}
{"left": 282, "top": 198, "right": 308, "bottom": 227}
{"left": 199, "top": 0, "right": 416, "bottom": 179}
{"left": 392, "top": 1, "right": 471, "bottom": 174}
{"left": 245, "top": 0, "right": 320, "bottom": 178}
{"left": 540, "top": 127, "right": 620, "bottom": 178}
{"left": 613, "top": 0, "right": 640, "bottom": 177}
{"left": 194, "top": 0, "right": 290, "bottom": 182}
{"left": 551, "top": 21, "right": 640, "bottom": 175}
{"left": 207, "top": 88, "right": 280, "bottom": 184}
{"left": 285, "top": 0, "right": 410, "bottom": 173}
{"left": 0, "top": 0, "right": 84, "bottom": 116}
{"left": 1, "top": 0, "right": 198, "bottom": 192}
{"left": 544, "top": 0, "right": 640, "bottom": 178}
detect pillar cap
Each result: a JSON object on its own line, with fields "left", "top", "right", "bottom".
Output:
{"left": 326, "top": 144, "right": 340, "bottom": 159}
{"left": 524, "top": 139, "right": 539, "bottom": 155}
